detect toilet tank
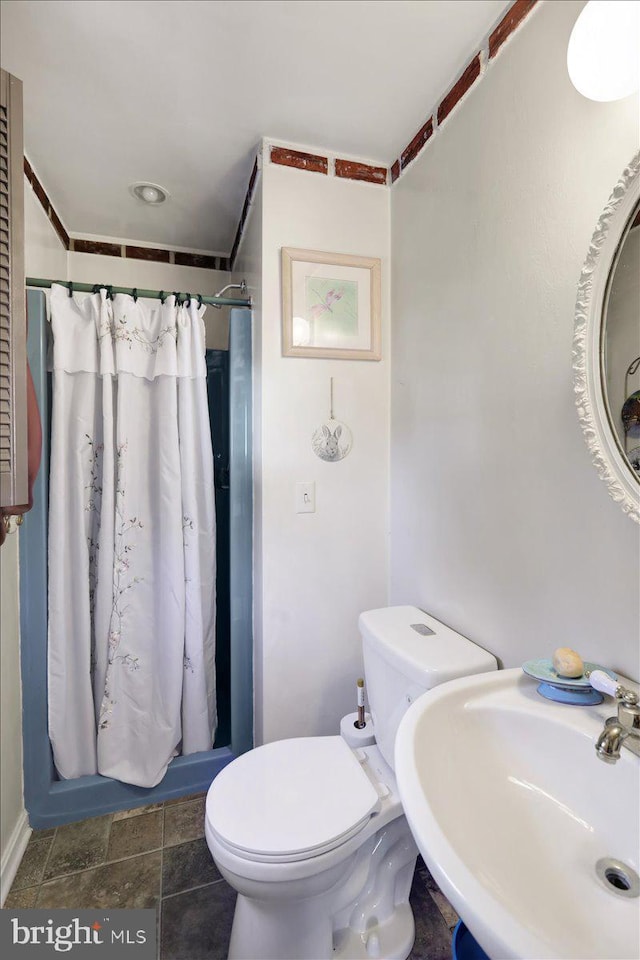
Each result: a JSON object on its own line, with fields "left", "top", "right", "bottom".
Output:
{"left": 359, "top": 606, "right": 497, "bottom": 769}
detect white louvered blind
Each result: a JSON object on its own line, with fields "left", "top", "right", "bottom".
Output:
{"left": 0, "top": 68, "right": 27, "bottom": 508}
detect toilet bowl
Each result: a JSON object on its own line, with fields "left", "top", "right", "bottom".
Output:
{"left": 206, "top": 737, "right": 418, "bottom": 960}
{"left": 205, "top": 606, "right": 497, "bottom": 960}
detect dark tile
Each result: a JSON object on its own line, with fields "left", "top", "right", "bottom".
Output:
{"left": 162, "top": 838, "right": 220, "bottom": 897}
{"left": 11, "top": 838, "right": 53, "bottom": 889}
{"left": 160, "top": 881, "right": 235, "bottom": 960}
{"left": 408, "top": 869, "right": 454, "bottom": 960}
{"left": 108, "top": 810, "right": 163, "bottom": 861}
{"left": 437, "top": 54, "right": 481, "bottom": 126}
{"left": 37, "top": 851, "right": 162, "bottom": 909}
{"left": 489, "top": 0, "right": 538, "bottom": 58}
{"left": 429, "top": 888, "right": 459, "bottom": 930}
{"left": 165, "top": 792, "right": 206, "bottom": 807}
{"left": 163, "top": 798, "right": 205, "bottom": 847}
{"left": 44, "top": 815, "right": 112, "bottom": 881}
{"left": 335, "top": 159, "right": 387, "bottom": 185}
{"left": 29, "top": 827, "right": 56, "bottom": 842}
{"left": 414, "top": 858, "right": 459, "bottom": 930}
{"left": 113, "top": 802, "right": 163, "bottom": 822}
{"left": 415, "top": 854, "right": 438, "bottom": 891}
{"left": 3, "top": 885, "right": 38, "bottom": 908}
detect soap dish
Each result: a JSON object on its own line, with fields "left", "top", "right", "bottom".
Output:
{"left": 522, "top": 659, "right": 617, "bottom": 705}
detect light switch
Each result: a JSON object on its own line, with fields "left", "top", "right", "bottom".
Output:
{"left": 295, "top": 481, "right": 316, "bottom": 513}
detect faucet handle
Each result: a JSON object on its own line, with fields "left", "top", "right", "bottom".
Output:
{"left": 589, "top": 670, "right": 620, "bottom": 698}
{"left": 589, "top": 670, "right": 639, "bottom": 705}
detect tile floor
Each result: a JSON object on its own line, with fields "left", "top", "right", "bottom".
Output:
{"left": 4, "top": 796, "right": 459, "bottom": 959}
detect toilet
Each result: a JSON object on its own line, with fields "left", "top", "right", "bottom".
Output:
{"left": 205, "top": 605, "right": 497, "bottom": 960}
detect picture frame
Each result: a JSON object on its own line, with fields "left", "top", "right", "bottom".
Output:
{"left": 281, "top": 247, "right": 381, "bottom": 360}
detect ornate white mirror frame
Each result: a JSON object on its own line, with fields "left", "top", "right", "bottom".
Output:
{"left": 573, "top": 153, "right": 640, "bottom": 524}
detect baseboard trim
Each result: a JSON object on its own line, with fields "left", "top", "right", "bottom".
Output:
{"left": 0, "top": 810, "right": 31, "bottom": 906}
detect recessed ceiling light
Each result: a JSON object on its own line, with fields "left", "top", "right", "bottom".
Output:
{"left": 129, "top": 181, "right": 169, "bottom": 204}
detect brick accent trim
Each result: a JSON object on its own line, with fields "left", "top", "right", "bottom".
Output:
{"left": 24, "top": 156, "right": 70, "bottom": 249}
{"left": 174, "top": 252, "right": 231, "bottom": 271}
{"left": 72, "top": 239, "right": 122, "bottom": 258}
{"left": 49, "top": 206, "right": 70, "bottom": 249}
{"left": 124, "top": 245, "right": 171, "bottom": 263}
{"left": 390, "top": 0, "right": 539, "bottom": 183}
{"left": 489, "top": 0, "right": 538, "bottom": 59}
{"left": 437, "top": 55, "right": 481, "bottom": 126}
{"left": 270, "top": 146, "right": 328, "bottom": 174}
{"left": 335, "top": 159, "right": 387, "bottom": 185}
{"left": 230, "top": 155, "right": 261, "bottom": 270}
{"left": 401, "top": 118, "right": 434, "bottom": 171}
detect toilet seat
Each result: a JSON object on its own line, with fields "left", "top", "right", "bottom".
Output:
{"left": 206, "top": 736, "right": 381, "bottom": 863}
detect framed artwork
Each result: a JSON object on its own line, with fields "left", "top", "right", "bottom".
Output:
{"left": 281, "top": 247, "right": 381, "bottom": 360}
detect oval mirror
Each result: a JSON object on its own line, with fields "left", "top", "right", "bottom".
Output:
{"left": 574, "top": 153, "right": 640, "bottom": 523}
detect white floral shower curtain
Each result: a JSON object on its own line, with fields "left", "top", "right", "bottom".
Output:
{"left": 48, "top": 283, "right": 216, "bottom": 788}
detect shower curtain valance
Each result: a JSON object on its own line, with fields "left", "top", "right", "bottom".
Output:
{"left": 49, "top": 283, "right": 207, "bottom": 380}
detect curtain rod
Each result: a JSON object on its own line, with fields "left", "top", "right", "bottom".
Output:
{"left": 26, "top": 277, "right": 252, "bottom": 309}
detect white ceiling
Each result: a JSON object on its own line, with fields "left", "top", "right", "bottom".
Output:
{"left": 1, "top": 0, "right": 511, "bottom": 253}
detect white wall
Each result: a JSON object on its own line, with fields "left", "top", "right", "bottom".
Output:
{"left": 254, "top": 152, "right": 391, "bottom": 744}
{"left": 390, "top": 0, "right": 640, "bottom": 680}
{"left": 24, "top": 183, "right": 69, "bottom": 279}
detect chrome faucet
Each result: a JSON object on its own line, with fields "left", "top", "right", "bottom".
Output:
{"left": 589, "top": 670, "right": 640, "bottom": 764}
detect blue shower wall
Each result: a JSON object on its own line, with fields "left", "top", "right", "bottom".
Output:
{"left": 19, "top": 293, "right": 252, "bottom": 828}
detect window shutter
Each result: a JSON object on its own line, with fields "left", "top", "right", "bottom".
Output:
{"left": 0, "top": 68, "right": 27, "bottom": 508}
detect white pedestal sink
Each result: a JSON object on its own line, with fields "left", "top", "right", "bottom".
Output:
{"left": 395, "top": 668, "right": 640, "bottom": 960}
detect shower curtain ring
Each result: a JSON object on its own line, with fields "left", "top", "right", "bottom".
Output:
{"left": 173, "top": 291, "right": 181, "bottom": 305}
{"left": 92, "top": 284, "right": 102, "bottom": 295}
{"left": 132, "top": 288, "right": 138, "bottom": 303}
{"left": 197, "top": 294, "right": 203, "bottom": 308}
{"left": 106, "top": 285, "right": 114, "bottom": 301}
{"left": 185, "top": 293, "right": 191, "bottom": 308}
{"left": 159, "top": 290, "right": 166, "bottom": 304}
{"left": 68, "top": 281, "right": 73, "bottom": 298}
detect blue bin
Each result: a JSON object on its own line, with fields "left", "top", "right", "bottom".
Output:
{"left": 452, "top": 920, "right": 491, "bottom": 960}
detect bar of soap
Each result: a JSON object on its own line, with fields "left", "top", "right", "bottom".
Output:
{"left": 552, "top": 647, "right": 584, "bottom": 678}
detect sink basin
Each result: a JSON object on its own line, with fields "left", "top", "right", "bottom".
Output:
{"left": 395, "top": 668, "right": 640, "bottom": 960}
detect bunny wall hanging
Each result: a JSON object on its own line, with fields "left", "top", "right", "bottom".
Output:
{"left": 312, "top": 378, "right": 352, "bottom": 462}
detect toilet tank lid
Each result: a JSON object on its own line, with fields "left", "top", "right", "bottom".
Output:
{"left": 359, "top": 606, "right": 497, "bottom": 687}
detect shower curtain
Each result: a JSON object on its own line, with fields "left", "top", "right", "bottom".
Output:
{"left": 47, "top": 284, "right": 216, "bottom": 788}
